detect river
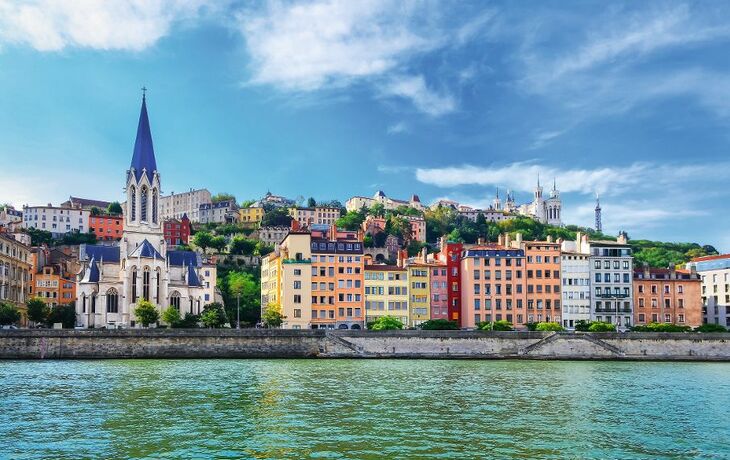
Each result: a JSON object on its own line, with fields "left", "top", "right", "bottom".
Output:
{"left": 0, "top": 360, "right": 728, "bottom": 459}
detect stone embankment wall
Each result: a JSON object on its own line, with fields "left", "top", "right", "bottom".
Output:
{"left": 1, "top": 329, "right": 729, "bottom": 360}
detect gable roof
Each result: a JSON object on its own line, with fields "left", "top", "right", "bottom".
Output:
{"left": 129, "top": 239, "right": 163, "bottom": 259}
{"left": 81, "top": 244, "right": 120, "bottom": 263}
{"left": 187, "top": 263, "right": 201, "bottom": 286}
{"left": 130, "top": 96, "right": 157, "bottom": 183}
{"left": 167, "top": 250, "right": 201, "bottom": 267}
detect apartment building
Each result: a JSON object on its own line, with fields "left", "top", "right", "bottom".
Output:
{"left": 364, "top": 265, "right": 409, "bottom": 327}
{"left": 289, "top": 206, "right": 341, "bottom": 227}
{"left": 589, "top": 235, "right": 634, "bottom": 330}
{"left": 239, "top": 206, "right": 265, "bottom": 228}
{"left": 686, "top": 254, "right": 730, "bottom": 327}
{"left": 256, "top": 226, "right": 289, "bottom": 247}
{"left": 29, "top": 246, "right": 78, "bottom": 307}
{"left": 408, "top": 262, "right": 431, "bottom": 326}
{"left": 0, "top": 233, "right": 31, "bottom": 325}
{"left": 633, "top": 267, "right": 702, "bottom": 327}
{"left": 435, "top": 240, "right": 463, "bottom": 325}
{"left": 89, "top": 214, "right": 123, "bottom": 241}
{"left": 560, "top": 251, "right": 591, "bottom": 329}
{"left": 159, "top": 188, "right": 211, "bottom": 222}
{"left": 22, "top": 205, "right": 90, "bottom": 237}
{"left": 429, "top": 263, "right": 448, "bottom": 320}
{"left": 199, "top": 200, "right": 238, "bottom": 224}
{"left": 163, "top": 214, "right": 192, "bottom": 246}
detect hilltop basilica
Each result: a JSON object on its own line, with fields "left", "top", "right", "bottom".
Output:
{"left": 75, "top": 95, "right": 216, "bottom": 328}
{"left": 492, "top": 177, "right": 562, "bottom": 226}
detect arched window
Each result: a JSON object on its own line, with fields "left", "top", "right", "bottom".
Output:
{"left": 130, "top": 186, "right": 137, "bottom": 222}
{"left": 143, "top": 266, "right": 150, "bottom": 301}
{"left": 140, "top": 185, "right": 148, "bottom": 222}
{"left": 156, "top": 268, "right": 161, "bottom": 303}
{"left": 170, "top": 291, "right": 180, "bottom": 310}
{"left": 82, "top": 294, "right": 87, "bottom": 313}
{"left": 107, "top": 288, "right": 119, "bottom": 313}
{"left": 91, "top": 294, "right": 96, "bottom": 314}
{"left": 152, "top": 188, "right": 158, "bottom": 224}
{"left": 131, "top": 268, "right": 138, "bottom": 303}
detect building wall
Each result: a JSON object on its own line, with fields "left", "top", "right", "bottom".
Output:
{"left": 691, "top": 264, "right": 730, "bottom": 327}
{"left": 589, "top": 242, "right": 634, "bottom": 330}
{"left": 89, "top": 215, "right": 123, "bottom": 241}
{"left": 278, "top": 233, "right": 312, "bottom": 330}
{"left": 163, "top": 217, "right": 191, "bottom": 246}
{"left": 429, "top": 265, "right": 448, "bottom": 320}
{"left": 561, "top": 253, "right": 591, "bottom": 329}
{"left": 408, "top": 265, "right": 430, "bottom": 326}
{"left": 256, "top": 226, "right": 289, "bottom": 247}
{"left": 524, "top": 242, "right": 562, "bottom": 324}
{"left": 364, "top": 266, "right": 409, "bottom": 326}
{"left": 22, "top": 206, "right": 90, "bottom": 237}
{"left": 633, "top": 270, "right": 702, "bottom": 327}
{"left": 159, "top": 188, "right": 211, "bottom": 222}
{"left": 239, "top": 207, "right": 264, "bottom": 227}
{"left": 0, "top": 234, "right": 31, "bottom": 325}
{"left": 289, "top": 207, "right": 341, "bottom": 227}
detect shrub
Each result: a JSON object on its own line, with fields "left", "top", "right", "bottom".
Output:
{"left": 694, "top": 323, "right": 727, "bottom": 333}
{"left": 178, "top": 313, "right": 200, "bottom": 328}
{"left": 161, "top": 306, "right": 182, "bottom": 327}
{"left": 47, "top": 304, "right": 76, "bottom": 328}
{"left": 26, "top": 298, "right": 50, "bottom": 325}
{"left": 261, "top": 304, "right": 285, "bottom": 328}
{"left": 535, "top": 322, "right": 565, "bottom": 332}
{"left": 574, "top": 320, "right": 591, "bottom": 332}
{"left": 526, "top": 322, "right": 538, "bottom": 331}
{"left": 0, "top": 302, "right": 21, "bottom": 326}
{"left": 201, "top": 303, "right": 228, "bottom": 328}
{"left": 631, "top": 323, "right": 691, "bottom": 333}
{"left": 587, "top": 321, "right": 616, "bottom": 332}
{"left": 477, "top": 320, "right": 513, "bottom": 331}
{"left": 134, "top": 300, "right": 159, "bottom": 327}
{"left": 370, "top": 316, "right": 404, "bottom": 331}
{"left": 420, "top": 319, "right": 459, "bottom": 330}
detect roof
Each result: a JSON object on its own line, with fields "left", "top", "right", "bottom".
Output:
{"left": 87, "top": 258, "right": 100, "bottom": 283}
{"left": 365, "top": 264, "right": 406, "bottom": 271}
{"left": 167, "top": 250, "right": 202, "bottom": 267}
{"left": 81, "top": 244, "right": 121, "bottom": 263}
{"left": 589, "top": 239, "right": 629, "bottom": 247}
{"left": 129, "top": 239, "right": 163, "bottom": 259}
{"left": 187, "top": 263, "right": 201, "bottom": 286}
{"left": 66, "top": 197, "right": 112, "bottom": 209}
{"left": 130, "top": 96, "right": 157, "bottom": 183}
{"left": 690, "top": 254, "right": 730, "bottom": 262}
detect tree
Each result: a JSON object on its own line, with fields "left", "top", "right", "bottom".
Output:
{"left": 107, "top": 201, "right": 123, "bottom": 215}
{"left": 373, "top": 232, "right": 388, "bottom": 248}
{"left": 230, "top": 236, "right": 257, "bottom": 255}
{"left": 478, "top": 320, "right": 513, "bottom": 331}
{"left": 588, "top": 322, "right": 616, "bottom": 332}
{"left": 574, "top": 320, "right": 591, "bottom": 332}
{"left": 535, "top": 322, "right": 565, "bottom": 332}
{"left": 47, "top": 304, "right": 76, "bottom": 328}
{"left": 420, "top": 319, "right": 459, "bottom": 330}
{"left": 60, "top": 232, "right": 97, "bottom": 246}
{"left": 0, "top": 302, "right": 21, "bottom": 326}
{"left": 201, "top": 302, "right": 228, "bottom": 328}
{"left": 227, "top": 271, "right": 260, "bottom": 327}
{"left": 24, "top": 228, "right": 53, "bottom": 247}
{"left": 370, "top": 315, "right": 403, "bottom": 330}
{"left": 211, "top": 193, "right": 236, "bottom": 204}
{"left": 134, "top": 300, "right": 159, "bottom": 327}
{"left": 363, "top": 235, "right": 374, "bottom": 248}
{"left": 307, "top": 197, "right": 317, "bottom": 208}
{"left": 26, "top": 298, "right": 50, "bottom": 325}
{"left": 262, "top": 303, "right": 285, "bottom": 328}
{"left": 178, "top": 313, "right": 200, "bottom": 328}
{"left": 369, "top": 203, "right": 386, "bottom": 217}
{"left": 90, "top": 206, "right": 102, "bottom": 216}
{"left": 336, "top": 210, "right": 366, "bottom": 231}
{"left": 161, "top": 306, "right": 182, "bottom": 327}
{"left": 386, "top": 215, "right": 411, "bottom": 243}
{"left": 261, "top": 207, "right": 292, "bottom": 227}
{"left": 193, "top": 231, "right": 213, "bottom": 253}
{"left": 695, "top": 324, "right": 727, "bottom": 333}
{"left": 240, "top": 199, "right": 255, "bottom": 208}
{"left": 256, "top": 242, "right": 275, "bottom": 257}
{"left": 210, "top": 235, "right": 228, "bottom": 254}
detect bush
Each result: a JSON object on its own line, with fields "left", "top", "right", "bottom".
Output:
{"left": 420, "top": 319, "right": 459, "bottom": 330}
{"left": 526, "top": 322, "right": 538, "bottom": 331}
{"left": 201, "top": 303, "right": 228, "bottom": 328}
{"left": 631, "top": 323, "right": 692, "bottom": 333}
{"left": 178, "top": 313, "right": 200, "bottom": 328}
{"left": 262, "top": 304, "right": 285, "bottom": 328}
{"left": 0, "top": 302, "right": 21, "bottom": 326}
{"left": 477, "top": 320, "right": 513, "bottom": 331}
{"left": 574, "top": 320, "right": 591, "bottom": 332}
{"left": 587, "top": 321, "right": 616, "bottom": 332}
{"left": 134, "top": 300, "right": 159, "bottom": 327}
{"left": 47, "top": 304, "right": 76, "bottom": 328}
{"left": 370, "top": 316, "right": 404, "bottom": 331}
{"left": 161, "top": 306, "right": 182, "bottom": 327}
{"left": 694, "top": 323, "right": 727, "bottom": 333}
{"left": 535, "top": 322, "right": 565, "bottom": 332}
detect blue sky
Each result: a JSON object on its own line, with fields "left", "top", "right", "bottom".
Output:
{"left": 0, "top": 1, "right": 729, "bottom": 249}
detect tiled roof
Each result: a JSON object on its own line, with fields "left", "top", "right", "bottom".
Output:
{"left": 67, "top": 197, "right": 112, "bottom": 208}
{"left": 690, "top": 254, "right": 730, "bottom": 262}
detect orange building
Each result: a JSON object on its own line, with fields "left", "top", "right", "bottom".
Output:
{"left": 633, "top": 267, "right": 702, "bottom": 327}
{"left": 29, "top": 247, "right": 77, "bottom": 306}
{"left": 522, "top": 239, "right": 562, "bottom": 324}
{"left": 310, "top": 225, "right": 365, "bottom": 329}
{"left": 89, "top": 214, "right": 123, "bottom": 241}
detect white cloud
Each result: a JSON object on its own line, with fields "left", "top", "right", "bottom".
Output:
{"left": 386, "top": 122, "right": 408, "bottom": 134}
{"left": 382, "top": 74, "right": 456, "bottom": 116}
{"left": 237, "top": 0, "right": 436, "bottom": 92}
{"left": 0, "top": 0, "right": 209, "bottom": 51}
{"left": 565, "top": 200, "right": 707, "bottom": 234}
{"left": 415, "top": 161, "right": 727, "bottom": 196}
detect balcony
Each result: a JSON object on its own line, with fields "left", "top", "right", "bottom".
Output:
{"left": 594, "top": 293, "right": 630, "bottom": 299}
{"left": 595, "top": 307, "right": 632, "bottom": 313}
{"left": 283, "top": 258, "right": 312, "bottom": 264}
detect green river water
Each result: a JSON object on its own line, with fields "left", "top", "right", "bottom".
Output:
{"left": 0, "top": 360, "right": 728, "bottom": 459}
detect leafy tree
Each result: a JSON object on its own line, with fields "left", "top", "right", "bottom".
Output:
{"left": 373, "top": 232, "right": 388, "bottom": 248}
{"left": 535, "top": 322, "right": 565, "bottom": 332}
{"left": 201, "top": 302, "right": 228, "bottom": 328}
{"left": 107, "top": 202, "right": 123, "bottom": 215}
{"left": 0, "top": 302, "right": 21, "bottom": 325}
{"left": 134, "top": 300, "right": 159, "bottom": 327}
{"left": 420, "top": 319, "right": 459, "bottom": 330}
{"left": 336, "top": 210, "right": 366, "bottom": 231}
{"left": 24, "top": 228, "right": 53, "bottom": 246}
{"left": 210, "top": 235, "right": 228, "bottom": 253}
{"left": 262, "top": 303, "right": 285, "bottom": 328}
{"left": 307, "top": 197, "right": 317, "bottom": 208}
{"left": 478, "top": 320, "right": 513, "bottom": 331}
{"left": 239, "top": 199, "right": 255, "bottom": 208}
{"left": 386, "top": 215, "right": 411, "bottom": 243}
{"left": 226, "top": 271, "right": 260, "bottom": 327}
{"left": 178, "top": 313, "right": 200, "bottom": 328}
{"left": 60, "top": 232, "right": 97, "bottom": 245}
{"left": 407, "top": 241, "right": 429, "bottom": 257}
{"left": 588, "top": 321, "right": 616, "bottom": 332}
{"left": 255, "top": 242, "right": 275, "bottom": 257}
{"left": 26, "top": 298, "right": 50, "bottom": 325}
{"left": 161, "top": 306, "right": 182, "bottom": 327}
{"left": 370, "top": 315, "right": 403, "bottom": 330}
{"left": 368, "top": 202, "right": 386, "bottom": 217}
{"left": 47, "top": 304, "right": 76, "bottom": 328}
{"left": 390, "top": 205, "right": 422, "bottom": 218}
{"left": 193, "top": 231, "right": 213, "bottom": 253}
{"left": 230, "top": 236, "right": 257, "bottom": 255}
{"left": 261, "top": 207, "right": 292, "bottom": 227}
{"left": 211, "top": 193, "right": 236, "bottom": 204}
{"left": 90, "top": 206, "right": 102, "bottom": 216}
{"left": 695, "top": 323, "right": 727, "bottom": 333}
{"left": 363, "top": 235, "right": 374, "bottom": 248}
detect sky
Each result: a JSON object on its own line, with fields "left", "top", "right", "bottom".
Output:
{"left": 0, "top": 0, "right": 728, "bottom": 249}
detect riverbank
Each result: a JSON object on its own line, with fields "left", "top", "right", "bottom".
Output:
{"left": 1, "top": 329, "right": 730, "bottom": 360}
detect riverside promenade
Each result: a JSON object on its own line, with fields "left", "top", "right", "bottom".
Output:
{"left": 1, "top": 329, "right": 730, "bottom": 360}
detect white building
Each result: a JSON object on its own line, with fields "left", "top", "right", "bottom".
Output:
{"left": 588, "top": 234, "right": 633, "bottom": 330}
{"left": 159, "top": 188, "right": 211, "bottom": 222}
{"left": 22, "top": 204, "right": 90, "bottom": 238}
{"left": 686, "top": 255, "right": 730, "bottom": 327}
{"left": 560, "top": 250, "right": 591, "bottom": 329}
{"left": 255, "top": 226, "right": 289, "bottom": 247}
{"left": 199, "top": 201, "right": 238, "bottom": 224}
{"left": 75, "top": 95, "right": 216, "bottom": 328}
{"left": 346, "top": 191, "right": 425, "bottom": 213}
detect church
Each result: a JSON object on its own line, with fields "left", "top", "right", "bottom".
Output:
{"left": 75, "top": 95, "right": 217, "bottom": 328}
{"left": 497, "top": 177, "right": 562, "bottom": 226}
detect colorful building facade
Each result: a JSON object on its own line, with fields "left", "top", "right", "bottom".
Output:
{"left": 89, "top": 214, "right": 124, "bottom": 241}
{"left": 364, "top": 265, "right": 409, "bottom": 326}
{"left": 633, "top": 267, "right": 702, "bottom": 327}
{"left": 163, "top": 214, "right": 192, "bottom": 247}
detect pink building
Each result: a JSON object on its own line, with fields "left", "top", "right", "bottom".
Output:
{"left": 429, "top": 263, "right": 448, "bottom": 319}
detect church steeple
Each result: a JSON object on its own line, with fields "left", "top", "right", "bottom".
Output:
{"left": 130, "top": 89, "right": 157, "bottom": 183}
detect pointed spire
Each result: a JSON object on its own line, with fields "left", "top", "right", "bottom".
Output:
{"left": 495, "top": 187, "right": 500, "bottom": 199}
{"left": 537, "top": 172, "right": 541, "bottom": 188}
{"left": 553, "top": 177, "right": 557, "bottom": 191}
{"left": 130, "top": 90, "right": 157, "bottom": 183}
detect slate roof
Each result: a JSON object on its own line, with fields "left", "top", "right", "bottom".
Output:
{"left": 130, "top": 96, "right": 157, "bottom": 183}
{"left": 87, "top": 257, "right": 100, "bottom": 282}
{"left": 81, "top": 244, "right": 121, "bottom": 263}
{"left": 187, "top": 263, "right": 201, "bottom": 286}
{"left": 129, "top": 239, "right": 163, "bottom": 259}
{"left": 167, "top": 250, "right": 201, "bottom": 267}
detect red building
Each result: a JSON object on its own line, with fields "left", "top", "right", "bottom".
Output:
{"left": 164, "top": 214, "right": 191, "bottom": 247}
{"left": 89, "top": 214, "right": 123, "bottom": 241}
{"left": 437, "top": 239, "right": 463, "bottom": 326}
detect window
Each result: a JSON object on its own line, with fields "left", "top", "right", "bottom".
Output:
{"left": 140, "top": 185, "right": 148, "bottom": 221}
{"left": 131, "top": 268, "right": 138, "bottom": 302}
{"left": 106, "top": 288, "right": 119, "bottom": 313}
{"left": 170, "top": 291, "right": 181, "bottom": 310}
{"left": 143, "top": 267, "right": 150, "bottom": 301}
{"left": 130, "top": 186, "right": 137, "bottom": 221}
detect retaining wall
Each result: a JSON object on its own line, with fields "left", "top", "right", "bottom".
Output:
{"left": 1, "top": 329, "right": 729, "bottom": 360}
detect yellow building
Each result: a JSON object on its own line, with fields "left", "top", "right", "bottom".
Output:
{"left": 260, "top": 229, "right": 313, "bottom": 329}
{"left": 239, "top": 206, "right": 265, "bottom": 228}
{"left": 364, "top": 265, "right": 409, "bottom": 327}
{"left": 408, "top": 263, "right": 431, "bottom": 326}
{"left": 0, "top": 233, "right": 31, "bottom": 326}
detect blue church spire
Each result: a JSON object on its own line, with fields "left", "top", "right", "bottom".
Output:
{"left": 130, "top": 88, "right": 157, "bottom": 183}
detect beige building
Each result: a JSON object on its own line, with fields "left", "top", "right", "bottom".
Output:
{"left": 0, "top": 233, "right": 31, "bottom": 325}
{"left": 289, "top": 207, "right": 341, "bottom": 227}
{"left": 256, "top": 226, "right": 289, "bottom": 247}
{"left": 687, "top": 255, "right": 730, "bottom": 327}
{"left": 346, "top": 190, "right": 425, "bottom": 212}
{"left": 239, "top": 206, "right": 265, "bottom": 227}
{"left": 267, "top": 231, "right": 313, "bottom": 329}
{"left": 159, "top": 188, "right": 211, "bottom": 222}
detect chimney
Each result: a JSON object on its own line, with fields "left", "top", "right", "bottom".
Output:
{"left": 291, "top": 219, "right": 300, "bottom": 231}
{"left": 690, "top": 264, "right": 697, "bottom": 278}
{"left": 516, "top": 232, "right": 523, "bottom": 246}
{"left": 547, "top": 235, "right": 553, "bottom": 243}
{"left": 643, "top": 262, "right": 650, "bottom": 278}
{"left": 330, "top": 223, "right": 338, "bottom": 242}
{"left": 498, "top": 234, "right": 504, "bottom": 246}
{"left": 505, "top": 233, "right": 511, "bottom": 248}
{"left": 421, "top": 246, "right": 427, "bottom": 263}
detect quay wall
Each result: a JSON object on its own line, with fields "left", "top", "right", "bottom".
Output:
{"left": 1, "top": 329, "right": 729, "bottom": 361}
